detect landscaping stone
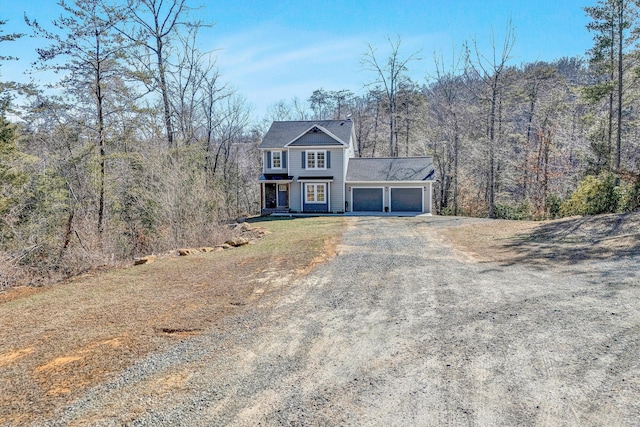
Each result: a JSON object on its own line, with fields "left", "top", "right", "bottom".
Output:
{"left": 225, "top": 237, "right": 249, "bottom": 247}
{"left": 133, "top": 255, "right": 157, "bottom": 266}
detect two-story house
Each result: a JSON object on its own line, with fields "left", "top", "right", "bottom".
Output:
{"left": 259, "top": 119, "right": 435, "bottom": 215}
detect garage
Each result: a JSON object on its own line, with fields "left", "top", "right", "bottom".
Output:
{"left": 390, "top": 187, "right": 423, "bottom": 212}
{"left": 346, "top": 157, "right": 434, "bottom": 214}
{"left": 352, "top": 188, "right": 383, "bottom": 212}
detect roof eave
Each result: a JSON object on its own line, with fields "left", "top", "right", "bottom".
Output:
{"left": 346, "top": 180, "right": 434, "bottom": 184}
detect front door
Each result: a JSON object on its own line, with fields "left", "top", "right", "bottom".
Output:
{"left": 265, "top": 184, "right": 276, "bottom": 209}
{"left": 277, "top": 184, "right": 288, "bottom": 207}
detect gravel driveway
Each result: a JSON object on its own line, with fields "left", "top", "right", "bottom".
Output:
{"left": 47, "top": 216, "right": 640, "bottom": 426}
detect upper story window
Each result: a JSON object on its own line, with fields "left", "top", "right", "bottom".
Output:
{"left": 306, "top": 150, "right": 326, "bottom": 169}
{"left": 271, "top": 151, "right": 282, "bottom": 169}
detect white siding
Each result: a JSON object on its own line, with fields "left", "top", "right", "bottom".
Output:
{"left": 290, "top": 182, "right": 302, "bottom": 211}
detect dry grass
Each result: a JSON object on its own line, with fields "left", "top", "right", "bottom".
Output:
{"left": 0, "top": 216, "right": 345, "bottom": 425}
{"left": 436, "top": 218, "right": 541, "bottom": 263}
{"left": 438, "top": 212, "right": 640, "bottom": 267}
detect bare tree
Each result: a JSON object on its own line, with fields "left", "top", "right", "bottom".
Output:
{"left": 465, "top": 20, "right": 515, "bottom": 217}
{"left": 119, "top": 0, "right": 203, "bottom": 148}
{"left": 361, "top": 36, "right": 421, "bottom": 156}
{"left": 428, "top": 47, "right": 466, "bottom": 214}
{"left": 168, "top": 26, "right": 228, "bottom": 146}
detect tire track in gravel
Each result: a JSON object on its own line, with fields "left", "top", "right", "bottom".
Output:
{"left": 45, "top": 216, "right": 640, "bottom": 426}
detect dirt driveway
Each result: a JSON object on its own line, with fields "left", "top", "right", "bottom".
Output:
{"left": 45, "top": 216, "right": 640, "bottom": 426}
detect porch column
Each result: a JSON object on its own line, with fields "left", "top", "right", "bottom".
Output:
{"left": 260, "top": 183, "right": 264, "bottom": 212}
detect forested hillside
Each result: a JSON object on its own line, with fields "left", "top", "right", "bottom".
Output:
{"left": 1, "top": 0, "right": 639, "bottom": 287}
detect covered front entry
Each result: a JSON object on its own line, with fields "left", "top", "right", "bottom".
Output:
{"left": 262, "top": 183, "right": 290, "bottom": 212}
{"left": 352, "top": 187, "right": 384, "bottom": 212}
{"left": 260, "top": 174, "right": 292, "bottom": 214}
{"left": 390, "top": 187, "right": 423, "bottom": 212}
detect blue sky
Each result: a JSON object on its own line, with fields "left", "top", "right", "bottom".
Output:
{"left": 2, "top": 0, "right": 595, "bottom": 119}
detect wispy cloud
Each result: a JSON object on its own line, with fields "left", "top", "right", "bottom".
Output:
{"left": 210, "top": 24, "right": 367, "bottom": 116}
{"left": 217, "top": 25, "right": 364, "bottom": 77}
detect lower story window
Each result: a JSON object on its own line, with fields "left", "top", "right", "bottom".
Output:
{"left": 305, "top": 183, "right": 326, "bottom": 203}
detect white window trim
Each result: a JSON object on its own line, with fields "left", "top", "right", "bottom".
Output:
{"left": 305, "top": 183, "right": 327, "bottom": 204}
{"left": 271, "top": 150, "right": 283, "bottom": 169}
{"left": 305, "top": 150, "right": 327, "bottom": 170}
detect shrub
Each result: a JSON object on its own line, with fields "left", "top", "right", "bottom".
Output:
{"left": 544, "top": 193, "right": 563, "bottom": 219}
{"left": 617, "top": 177, "right": 640, "bottom": 212}
{"left": 629, "top": 181, "right": 640, "bottom": 211}
{"left": 560, "top": 173, "right": 620, "bottom": 216}
{"left": 494, "top": 201, "right": 533, "bottom": 220}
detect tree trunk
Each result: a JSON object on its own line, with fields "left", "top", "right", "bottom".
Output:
{"left": 155, "top": 34, "right": 174, "bottom": 148}
{"left": 96, "top": 33, "right": 105, "bottom": 238}
{"left": 488, "top": 76, "right": 498, "bottom": 218}
{"left": 616, "top": 2, "right": 623, "bottom": 171}
{"left": 609, "top": 21, "right": 615, "bottom": 169}
{"left": 453, "top": 122, "right": 459, "bottom": 216}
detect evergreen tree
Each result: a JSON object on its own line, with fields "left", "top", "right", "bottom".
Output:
{"left": 584, "top": 0, "right": 640, "bottom": 171}
{"left": 26, "top": 0, "right": 127, "bottom": 239}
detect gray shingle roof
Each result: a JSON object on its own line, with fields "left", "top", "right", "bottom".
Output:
{"left": 259, "top": 120, "right": 353, "bottom": 149}
{"left": 346, "top": 157, "right": 435, "bottom": 182}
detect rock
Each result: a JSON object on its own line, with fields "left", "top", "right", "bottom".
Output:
{"left": 200, "top": 247, "right": 215, "bottom": 253}
{"left": 134, "top": 255, "right": 157, "bottom": 266}
{"left": 215, "top": 244, "right": 232, "bottom": 250}
{"left": 225, "top": 237, "right": 249, "bottom": 247}
{"left": 230, "top": 222, "right": 253, "bottom": 232}
{"left": 178, "top": 249, "right": 196, "bottom": 256}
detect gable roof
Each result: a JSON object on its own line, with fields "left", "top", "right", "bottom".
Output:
{"left": 260, "top": 120, "right": 353, "bottom": 149}
{"left": 346, "top": 157, "right": 435, "bottom": 182}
